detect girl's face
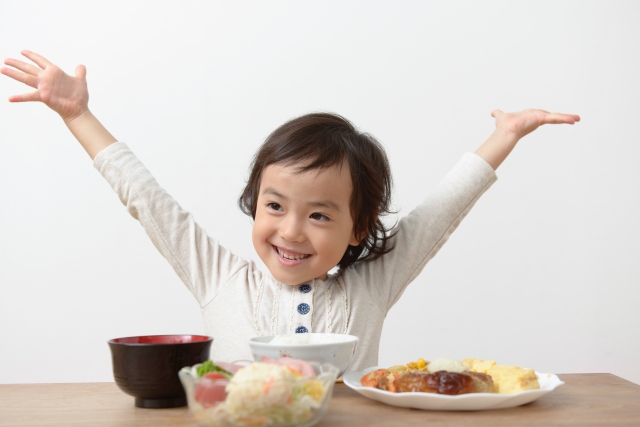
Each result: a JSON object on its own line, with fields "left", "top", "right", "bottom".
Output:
{"left": 252, "top": 162, "right": 360, "bottom": 285}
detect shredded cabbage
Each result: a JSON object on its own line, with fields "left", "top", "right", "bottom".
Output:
{"left": 198, "top": 362, "right": 328, "bottom": 426}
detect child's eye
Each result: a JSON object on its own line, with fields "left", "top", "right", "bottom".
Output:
{"left": 310, "top": 212, "right": 330, "bottom": 221}
{"left": 267, "top": 203, "right": 283, "bottom": 211}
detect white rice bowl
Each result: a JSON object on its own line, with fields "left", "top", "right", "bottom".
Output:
{"left": 249, "top": 333, "right": 359, "bottom": 377}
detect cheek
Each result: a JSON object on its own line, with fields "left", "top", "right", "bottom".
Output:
{"left": 251, "top": 224, "right": 259, "bottom": 247}
{"left": 317, "top": 229, "right": 351, "bottom": 260}
{"left": 251, "top": 213, "right": 268, "bottom": 248}
{"left": 341, "top": 220, "right": 359, "bottom": 247}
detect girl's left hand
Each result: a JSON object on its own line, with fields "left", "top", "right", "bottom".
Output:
{"left": 475, "top": 108, "right": 581, "bottom": 170}
{"left": 491, "top": 109, "right": 580, "bottom": 141}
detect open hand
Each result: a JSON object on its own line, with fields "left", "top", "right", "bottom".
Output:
{"left": 476, "top": 108, "right": 581, "bottom": 169}
{"left": 2, "top": 50, "right": 89, "bottom": 121}
{"left": 491, "top": 109, "right": 580, "bottom": 141}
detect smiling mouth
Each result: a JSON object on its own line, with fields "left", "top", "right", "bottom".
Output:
{"left": 274, "top": 246, "right": 311, "bottom": 261}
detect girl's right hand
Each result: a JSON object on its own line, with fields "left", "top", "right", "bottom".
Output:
{"left": 3, "top": 50, "right": 116, "bottom": 159}
{"left": 2, "top": 50, "right": 89, "bottom": 122}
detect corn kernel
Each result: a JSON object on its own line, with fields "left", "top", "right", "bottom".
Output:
{"left": 417, "top": 358, "right": 426, "bottom": 369}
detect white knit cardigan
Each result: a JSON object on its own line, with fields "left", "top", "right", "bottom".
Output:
{"left": 94, "top": 143, "right": 497, "bottom": 372}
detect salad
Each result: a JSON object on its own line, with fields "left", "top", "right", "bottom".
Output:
{"left": 179, "top": 357, "right": 338, "bottom": 427}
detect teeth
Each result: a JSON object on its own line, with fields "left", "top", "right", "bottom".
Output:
{"left": 277, "top": 247, "right": 309, "bottom": 261}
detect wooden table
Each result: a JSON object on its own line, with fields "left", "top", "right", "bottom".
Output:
{"left": 1, "top": 374, "right": 639, "bottom": 426}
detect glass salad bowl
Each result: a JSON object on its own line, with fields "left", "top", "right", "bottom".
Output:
{"left": 179, "top": 360, "right": 339, "bottom": 427}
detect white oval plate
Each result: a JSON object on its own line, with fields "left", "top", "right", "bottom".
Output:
{"left": 343, "top": 367, "right": 564, "bottom": 411}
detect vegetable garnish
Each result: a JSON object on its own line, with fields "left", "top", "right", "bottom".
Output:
{"left": 197, "top": 360, "right": 234, "bottom": 379}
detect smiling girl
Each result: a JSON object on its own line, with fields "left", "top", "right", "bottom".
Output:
{"left": 1, "top": 51, "right": 579, "bottom": 371}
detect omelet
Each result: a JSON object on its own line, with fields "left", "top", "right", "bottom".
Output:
{"left": 462, "top": 358, "right": 540, "bottom": 394}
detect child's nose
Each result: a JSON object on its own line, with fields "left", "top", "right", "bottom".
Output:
{"left": 279, "top": 216, "right": 305, "bottom": 242}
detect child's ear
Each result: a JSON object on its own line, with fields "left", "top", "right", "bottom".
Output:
{"left": 349, "top": 214, "right": 377, "bottom": 246}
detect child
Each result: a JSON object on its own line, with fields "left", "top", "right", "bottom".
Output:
{"left": 2, "top": 51, "right": 579, "bottom": 371}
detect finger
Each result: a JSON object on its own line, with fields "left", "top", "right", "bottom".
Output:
{"left": 8, "top": 90, "right": 41, "bottom": 103}
{"left": 75, "top": 64, "right": 86, "bottom": 80}
{"left": 491, "top": 109, "right": 504, "bottom": 118}
{"left": 3, "top": 58, "right": 42, "bottom": 76}
{"left": 554, "top": 113, "right": 580, "bottom": 122}
{"left": 543, "top": 113, "right": 579, "bottom": 125}
{"left": 21, "top": 50, "right": 52, "bottom": 69}
{"left": 0, "top": 67, "right": 38, "bottom": 88}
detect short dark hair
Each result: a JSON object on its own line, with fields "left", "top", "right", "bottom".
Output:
{"left": 238, "top": 112, "right": 395, "bottom": 270}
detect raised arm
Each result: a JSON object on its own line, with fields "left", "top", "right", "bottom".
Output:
{"left": 475, "top": 109, "right": 580, "bottom": 170}
{"left": 4, "top": 50, "right": 253, "bottom": 306}
{"left": 354, "top": 108, "right": 580, "bottom": 312}
{"left": 2, "top": 50, "right": 116, "bottom": 159}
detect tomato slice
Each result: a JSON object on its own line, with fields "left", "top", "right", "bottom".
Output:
{"left": 195, "top": 373, "right": 229, "bottom": 406}
{"left": 203, "top": 372, "right": 227, "bottom": 381}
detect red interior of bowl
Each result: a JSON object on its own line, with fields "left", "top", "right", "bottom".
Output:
{"left": 110, "top": 335, "right": 211, "bottom": 345}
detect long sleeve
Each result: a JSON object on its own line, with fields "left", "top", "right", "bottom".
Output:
{"left": 93, "top": 142, "right": 251, "bottom": 307}
{"left": 352, "top": 152, "right": 498, "bottom": 313}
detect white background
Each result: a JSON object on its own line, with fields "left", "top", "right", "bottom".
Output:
{"left": 1, "top": 1, "right": 639, "bottom": 385}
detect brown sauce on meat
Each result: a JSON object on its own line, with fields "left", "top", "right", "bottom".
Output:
{"left": 395, "top": 371, "right": 474, "bottom": 395}
{"left": 361, "top": 369, "right": 494, "bottom": 395}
